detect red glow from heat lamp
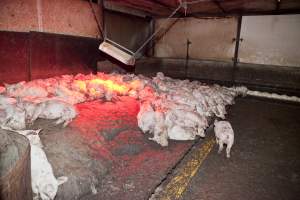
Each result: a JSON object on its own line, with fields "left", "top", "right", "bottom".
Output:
{"left": 89, "top": 79, "right": 128, "bottom": 93}
{"left": 73, "top": 78, "right": 130, "bottom": 95}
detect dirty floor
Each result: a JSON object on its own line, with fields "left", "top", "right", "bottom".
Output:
{"left": 31, "top": 96, "right": 196, "bottom": 200}
{"left": 179, "top": 97, "right": 300, "bottom": 200}
{"left": 17, "top": 96, "right": 300, "bottom": 200}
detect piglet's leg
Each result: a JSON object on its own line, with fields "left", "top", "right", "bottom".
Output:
{"left": 226, "top": 141, "right": 233, "bottom": 158}
{"left": 30, "top": 111, "right": 40, "bottom": 124}
{"left": 218, "top": 141, "right": 224, "bottom": 154}
{"left": 197, "top": 127, "right": 205, "bottom": 137}
{"left": 216, "top": 137, "right": 219, "bottom": 144}
{"left": 62, "top": 119, "right": 71, "bottom": 127}
{"left": 55, "top": 118, "right": 64, "bottom": 125}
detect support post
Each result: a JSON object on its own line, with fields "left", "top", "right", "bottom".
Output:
{"left": 28, "top": 32, "right": 32, "bottom": 81}
{"left": 185, "top": 39, "right": 191, "bottom": 77}
{"left": 232, "top": 15, "right": 242, "bottom": 84}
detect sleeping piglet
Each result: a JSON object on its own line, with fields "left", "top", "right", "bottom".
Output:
{"left": 22, "top": 98, "right": 77, "bottom": 127}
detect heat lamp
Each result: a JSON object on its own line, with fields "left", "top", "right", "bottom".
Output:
{"left": 99, "top": 39, "right": 135, "bottom": 66}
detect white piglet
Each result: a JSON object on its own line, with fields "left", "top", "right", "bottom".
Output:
{"left": 31, "top": 144, "right": 68, "bottom": 200}
{"left": 214, "top": 120, "right": 234, "bottom": 158}
{"left": 0, "top": 127, "right": 68, "bottom": 200}
{"left": 28, "top": 99, "right": 77, "bottom": 127}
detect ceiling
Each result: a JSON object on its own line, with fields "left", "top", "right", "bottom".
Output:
{"left": 104, "top": 0, "right": 300, "bottom": 17}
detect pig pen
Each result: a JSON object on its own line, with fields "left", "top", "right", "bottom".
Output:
{"left": 0, "top": 72, "right": 248, "bottom": 199}
{"left": 25, "top": 97, "right": 197, "bottom": 200}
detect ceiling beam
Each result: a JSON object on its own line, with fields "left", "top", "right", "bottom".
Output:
{"left": 151, "top": 0, "right": 185, "bottom": 17}
{"left": 151, "top": 0, "right": 174, "bottom": 11}
{"left": 104, "top": 1, "right": 152, "bottom": 17}
{"left": 189, "top": 8, "right": 300, "bottom": 17}
{"left": 213, "top": 0, "right": 226, "bottom": 14}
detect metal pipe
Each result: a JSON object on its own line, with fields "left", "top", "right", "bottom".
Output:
{"left": 185, "top": 39, "right": 191, "bottom": 77}
{"left": 133, "top": 4, "right": 183, "bottom": 57}
{"left": 89, "top": 0, "right": 104, "bottom": 39}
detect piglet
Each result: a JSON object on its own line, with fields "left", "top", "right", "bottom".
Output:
{"left": 150, "top": 111, "right": 168, "bottom": 147}
{"left": 137, "top": 101, "right": 156, "bottom": 133}
{"left": 31, "top": 144, "right": 68, "bottom": 200}
{"left": 1, "top": 127, "right": 68, "bottom": 200}
{"left": 0, "top": 86, "right": 5, "bottom": 94}
{"left": 214, "top": 120, "right": 234, "bottom": 158}
{"left": 26, "top": 98, "right": 77, "bottom": 127}
{"left": 5, "top": 82, "right": 48, "bottom": 98}
{"left": 0, "top": 96, "right": 26, "bottom": 130}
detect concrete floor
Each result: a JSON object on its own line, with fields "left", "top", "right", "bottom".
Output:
{"left": 181, "top": 97, "right": 300, "bottom": 200}
{"left": 30, "top": 97, "right": 195, "bottom": 200}
{"left": 4, "top": 96, "right": 299, "bottom": 200}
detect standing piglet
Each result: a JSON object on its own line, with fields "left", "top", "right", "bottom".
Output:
{"left": 214, "top": 120, "right": 234, "bottom": 158}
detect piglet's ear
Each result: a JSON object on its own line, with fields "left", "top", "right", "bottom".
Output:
{"left": 57, "top": 176, "right": 68, "bottom": 186}
{"left": 3, "top": 83, "right": 9, "bottom": 87}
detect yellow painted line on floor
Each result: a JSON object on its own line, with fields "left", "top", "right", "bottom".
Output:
{"left": 159, "top": 138, "right": 215, "bottom": 200}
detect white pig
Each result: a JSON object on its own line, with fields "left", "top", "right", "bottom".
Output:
{"left": 0, "top": 86, "right": 5, "bottom": 94}
{"left": 149, "top": 111, "right": 168, "bottom": 147}
{"left": 214, "top": 120, "right": 234, "bottom": 158}
{"left": 31, "top": 145, "right": 68, "bottom": 200}
{"left": 168, "top": 125, "right": 196, "bottom": 141}
{"left": 137, "top": 101, "right": 156, "bottom": 133}
{"left": 5, "top": 106, "right": 26, "bottom": 130}
{"left": 5, "top": 82, "right": 48, "bottom": 98}
{"left": 0, "top": 127, "right": 68, "bottom": 200}
{"left": 0, "top": 96, "right": 26, "bottom": 130}
{"left": 27, "top": 99, "right": 77, "bottom": 127}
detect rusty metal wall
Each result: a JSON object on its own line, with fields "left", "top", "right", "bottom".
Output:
{"left": 29, "top": 32, "right": 103, "bottom": 80}
{"left": 0, "top": 31, "right": 104, "bottom": 84}
{"left": 0, "top": 0, "right": 101, "bottom": 38}
{"left": 0, "top": 31, "right": 30, "bottom": 84}
{"left": 154, "top": 17, "right": 237, "bottom": 62}
{"left": 239, "top": 14, "right": 300, "bottom": 67}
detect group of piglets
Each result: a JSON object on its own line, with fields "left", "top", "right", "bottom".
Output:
{"left": 136, "top": 72, "right": 246, "bottom": 158}
{"left": 0, "top": 95, "right": 77, "bottom": 130}
{"left": 0, "top": 72, "right": 243, "bottom": 199}
{"left": 0, "top": 72, "right": 150, "bottom": 130}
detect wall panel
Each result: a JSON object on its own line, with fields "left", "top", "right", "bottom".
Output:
{"left": 0, "top": 31, "right": 29, "bottom": 84}
{"left": 154, "top": 17, "right": 237, "bottom": 62}
{"left": 0, "top": 0, "right": 38, "bottom": 32}
{"left": 30, "top": 32, "right": 103, "bottom": 80}
{"left": 0, "top": 0, "right": 101, "bottom": 38}
{"left": 239, "top": 15, "right": 300, "bottom": 67}
{"left": 0, "top": 31, "right": 104, "bottom": 84}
